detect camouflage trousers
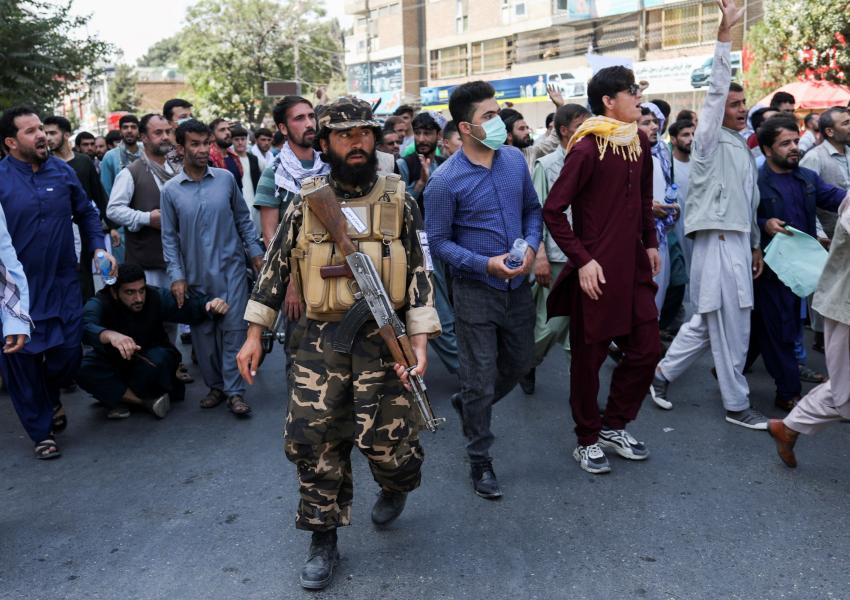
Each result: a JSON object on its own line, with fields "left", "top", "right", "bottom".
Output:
{"left": 284, "top": 318, "right": 424, "bottom": 532}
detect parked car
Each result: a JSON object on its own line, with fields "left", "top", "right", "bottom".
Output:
{"left": 690, "top": 52, "right": 742, "bottom": 88}
{"left": 549, "top": 72, "right": 587, "bottom": 98}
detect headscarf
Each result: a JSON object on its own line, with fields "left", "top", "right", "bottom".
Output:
{"left": 273, "top": 143, "right": 329, "bottom": 197}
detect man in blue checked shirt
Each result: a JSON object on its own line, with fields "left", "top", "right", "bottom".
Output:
{"left": 424, "top": 81, "right": 542, "bottom": 501}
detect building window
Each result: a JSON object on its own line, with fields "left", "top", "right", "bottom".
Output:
{"left": 661, "top": 1, "right": 716, "bottom": 49}
{"left": 455, "top": 0, "right": 468, "bottom": 33}
{"left": 430, "top": 44, "right": 468, "bottom": 80}
{"left": 502, "top": 0, "right": 526, "bottom": 23}
{"left": 553, "top": 0, "right": 567, "bottom": 12}
{"left": 471, "top": 38, "right": 512, "bottom": 74}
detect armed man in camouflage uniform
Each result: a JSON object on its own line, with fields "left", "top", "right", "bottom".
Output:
{"left": 237, "top": 97, "right": 441, "bottom": 591}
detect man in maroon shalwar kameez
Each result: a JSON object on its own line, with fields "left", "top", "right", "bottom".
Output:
{"left": 543, "top": 66, "right": 661, "bottom": 474}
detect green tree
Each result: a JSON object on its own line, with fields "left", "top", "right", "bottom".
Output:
{"left": 0, "top": 0, "right": 113, "bottom": 111}
{"left": 137, "top": 35, "right": 182, "bottom": 67}
{"left": 178, "top": 0, "right": 344, "bottom": 126}
{"left": 108, "top": 64, "right": 141, "bottom": 112}
{"left": 745, "top": 0, "right": 850, "bottom": 102}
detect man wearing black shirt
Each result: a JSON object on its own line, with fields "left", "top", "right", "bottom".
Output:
{"left": 77, "top": 264, "right": 229, "bottom": 419}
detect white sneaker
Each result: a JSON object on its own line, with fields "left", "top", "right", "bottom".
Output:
{"left": 649, "top": 373, "right": 672, "bottom": 410}
{"left": 598, "top": 428, "right": 650, "bottom": 460}
{"left": 573, "top": 443, "right": 611, "bottom": 474}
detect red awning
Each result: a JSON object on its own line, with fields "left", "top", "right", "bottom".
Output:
{"left": 759, "top": 80, "right": 850, "bottom": 110}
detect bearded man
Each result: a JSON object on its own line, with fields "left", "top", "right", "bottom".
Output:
{"left": 237, "top": 97, "right": 440, "bottom": 591}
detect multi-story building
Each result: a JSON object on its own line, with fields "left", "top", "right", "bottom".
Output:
{"left": 343, "top": 0, "right": 426, "bottom": 115}
{"left": 344, "top": 0, "right": 763, "bottom": 125}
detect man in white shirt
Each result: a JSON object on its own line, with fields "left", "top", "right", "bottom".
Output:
{"left": 231, "top": 125, "right": 263, "bottom": 233}
{"left": 250, "top": 127, "right": 274, "bottom": 165}
{"left": 670, "top": 118, "right": 696, "bottom": 275}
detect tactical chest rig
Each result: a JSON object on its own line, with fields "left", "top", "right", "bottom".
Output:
{"left": 293, "top": 174, "right": 408, "bottom": 321}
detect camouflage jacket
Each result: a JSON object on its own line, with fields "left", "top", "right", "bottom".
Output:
{"left": 244, "top": 175, "right": 441, "bottom": 338}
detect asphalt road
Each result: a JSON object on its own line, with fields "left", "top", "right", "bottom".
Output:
{"left": 1, "top": 333, "right": 848, "bottom": 600}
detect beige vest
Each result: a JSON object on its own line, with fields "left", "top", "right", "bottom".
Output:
{"left": 292, "top": 174, "right": 408, "bottom": 321}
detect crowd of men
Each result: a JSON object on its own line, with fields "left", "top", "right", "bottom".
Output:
{"left": 2, "top": 0, "right": 850, "bottom": 590}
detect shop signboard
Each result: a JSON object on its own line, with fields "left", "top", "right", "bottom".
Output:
{"left": 421, "top": 74, "right": 550, "bottom": 109}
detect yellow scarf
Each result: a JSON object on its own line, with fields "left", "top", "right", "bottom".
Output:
{"left": 567, "top": 116, "right": 642, "bottom": 162}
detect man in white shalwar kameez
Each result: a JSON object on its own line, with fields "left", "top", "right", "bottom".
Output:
{"left": 647, "top": 0, "right": 769, "bottom": 430}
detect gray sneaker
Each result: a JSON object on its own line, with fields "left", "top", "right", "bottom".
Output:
{"left": 107, "top": 406, "right": 131, "bottom": 419}
{"left": 144, "top": 394, "right": 171, "bottom": 419}
{"left": 649, "top": 372, "right": 672, "bottom": 410}
{"left": 725, "top": 408, "right": 768, "bottom": 430}
{"left": 598, "top": 428, "right": 650, "bottom": 460}
{"left": 573, "top": 443, "right": 611, "bottom": 474}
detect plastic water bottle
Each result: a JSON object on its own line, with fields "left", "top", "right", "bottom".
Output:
{"left": 664, "top": 183, "right": 679, "bottom": 206}
{"left": 96, "top": 250, "right": 116, "bottom": 285}
{"left": 504, "top": 238, "right": 528, "bottom": 269}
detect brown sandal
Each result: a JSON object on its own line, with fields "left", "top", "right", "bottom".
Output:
{"left": 226, "top": 395, "right": 251, "bottom": 416}
{"left": 200, "top": 388, "right": 226, "bottom": 409}
{"left": 34, "top": 439, "right": 62, "bottom": 460}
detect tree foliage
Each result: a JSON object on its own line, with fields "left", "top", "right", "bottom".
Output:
{"left": 745, "top": 0, "right": 850, "bottom": 102}
{"left": 178, "top": 0, "right": 344, "bottom": 126}
{"left": 137, "top": 34, "right": 182, "bottom": 67}
{"left": 108, "top": 64, "right": 141, "bottom": 113}
{"left": 0, "top": 0, "right": 113, "bottom": 112}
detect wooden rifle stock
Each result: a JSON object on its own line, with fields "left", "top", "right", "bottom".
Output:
{"left": 306, "top": 186, "right": 357, "bottom": 257}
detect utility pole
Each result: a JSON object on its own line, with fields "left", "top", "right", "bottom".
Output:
{"left": 365, "top": 0, "right": 372, "bottom": 93}
{"left": 294, "top": 39, "right": 301, "bottom": 90}
{"left": 293, "top": 0, "right": 303, "bottom": 94}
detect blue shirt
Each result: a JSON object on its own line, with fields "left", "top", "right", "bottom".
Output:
{"left": 424, "top": 145, "right": 542, "bottom": 290}
{"left": 0, "top": 155, "right": 105, "bottom": 352}
{"left": 100, "top": 145, "right": 142, "bottom": 197}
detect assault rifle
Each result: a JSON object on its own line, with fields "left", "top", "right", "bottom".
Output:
{"left": 304, "top": 181, "right": 445, "bottom": 432}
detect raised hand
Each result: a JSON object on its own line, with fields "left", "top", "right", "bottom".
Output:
{"left": 547, "top": 84, "right": 565, "bottom": 108}
{"left": 716, "top": 0, "right": 744, "bottom": 32}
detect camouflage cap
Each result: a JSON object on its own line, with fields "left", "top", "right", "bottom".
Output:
{"left": 316, "top": 96, "right": 382, "bottom": 133}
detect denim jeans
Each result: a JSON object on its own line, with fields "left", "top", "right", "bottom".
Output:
{"left": 452, "top": 278, "right": 534, "bottom": 464}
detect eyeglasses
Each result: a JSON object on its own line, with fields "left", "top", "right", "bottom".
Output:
{"left": 625, "top": 83, "right": 641, "bottom": 97}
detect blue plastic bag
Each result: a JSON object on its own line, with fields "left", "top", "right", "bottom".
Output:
{"left": 763, "top": 226, "right": 828, "bottom": 298}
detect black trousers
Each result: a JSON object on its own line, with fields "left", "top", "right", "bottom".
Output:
{"left": 76, "top": 346, "right": 183, "bottom": 408}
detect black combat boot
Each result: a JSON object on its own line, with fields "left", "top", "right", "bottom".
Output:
{"left": 300, "top": 529, "right": 339, "bottom": 590}
{"left": 371, "top": 489, "right": 408, "bottom": 526}
{"left": 470, "top": 461, "right": 502, "bottom": 500}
